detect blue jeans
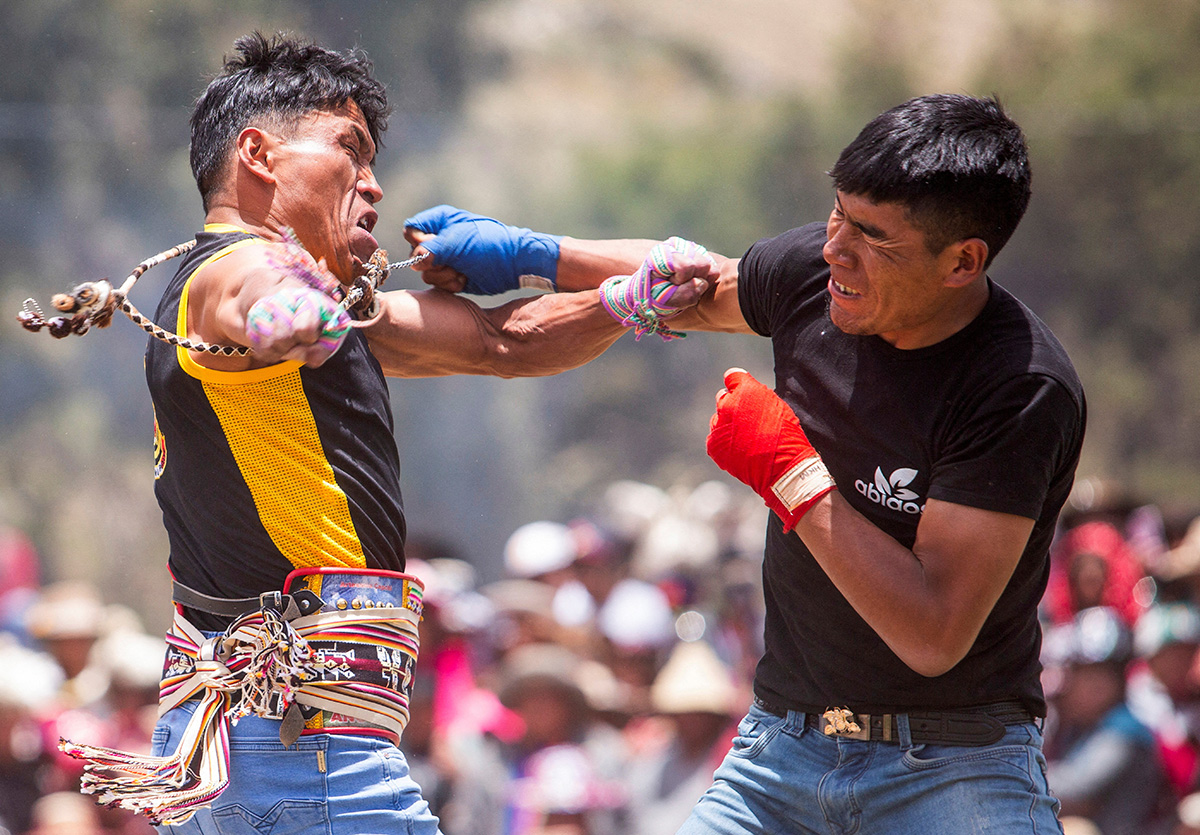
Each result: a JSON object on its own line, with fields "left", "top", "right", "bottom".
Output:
{"left": 150, "top": 698, "right": 443, "bottom": 835}
{"left": 676, "top": 702, "right": 1064, "bottom": 835}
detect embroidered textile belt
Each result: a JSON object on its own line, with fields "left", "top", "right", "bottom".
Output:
{"left": 59, "top": 568, "right": 424, "bottom": 826}
{"left": 163, "top": 568, "right": 425, "bottom": 742}
{"left": 753, "top": 696, "right": 1032, "bottom": 747}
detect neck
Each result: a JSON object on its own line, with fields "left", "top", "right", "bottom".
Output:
{"left": 204, "top": 205, "right": 281, "bottom": 242}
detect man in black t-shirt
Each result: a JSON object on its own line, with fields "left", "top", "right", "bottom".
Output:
{"left": 404, "top": 94, "right": 1082, "bottom": 834}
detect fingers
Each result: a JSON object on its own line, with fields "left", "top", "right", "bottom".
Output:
{"left": 659, "top": 276, "right": 711, "bottom": 311}
{"left": 403, "top": 227, "right": 435, "bottom": 249}
{"left": 419, "top": 265, "right": 468, "bottom": 293}
{"left": 670, "top": 252, "right": 720, "bottom": 286}
{"left": 399, "top": 228, "right": 471, "bottom": 292}
{"left": 723, "top": 367, "right": 750, "bottom": 388}
{"left": 403, "top": 227, "right": 474, "bottom": 293}
{"left": 714, "top": 367, "right": 749, "bottom": 409}
{"left": 245, "top": 288, "right": 349, "bottom": 366}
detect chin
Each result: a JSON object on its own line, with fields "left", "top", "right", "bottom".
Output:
{"left": 828, "top": 303, "right": 864, "bottom": 336}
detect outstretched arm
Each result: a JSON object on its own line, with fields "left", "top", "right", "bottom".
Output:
{"left": 402, "top": 205, "right": 753, "bottom": 334}
{"left": 365, "top": 286, "right": 628, "bottom": 378}
{"left": 364, "top": 242, "right": 718, "bottom": 378}
{"left": 186, "top": 237, "right": 356, "bottom": 372}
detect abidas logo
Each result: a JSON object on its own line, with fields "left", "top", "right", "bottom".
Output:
{"left": 855, "top": 467, "right": 924, "bottom": 515}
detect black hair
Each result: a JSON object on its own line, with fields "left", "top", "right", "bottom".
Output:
{"left": 828, "top": 94, "right": 1031, "bottom": 267}
{"left": 189, "top": 31, "right": 391, "bottom": 211}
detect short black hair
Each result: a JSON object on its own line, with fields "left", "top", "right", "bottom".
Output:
{"left": 828, "top": 94, "right": 1031, "bottom": 267}
{"left": 189, "top": 31, "right": 391, "bottom": 211}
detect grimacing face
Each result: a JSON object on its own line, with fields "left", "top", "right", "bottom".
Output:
{"left": 822, "top": 192, "right": 973, "bottom": 350}
{"left": 264, "top": 101, "right": 383, "bottom": 284}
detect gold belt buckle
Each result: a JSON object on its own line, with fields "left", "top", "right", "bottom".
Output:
{"left": 821, "top": 707, "right": 871, "bottom": 740}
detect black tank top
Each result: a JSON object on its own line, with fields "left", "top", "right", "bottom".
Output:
{"left": 145, "top": 225, "right": 406, "bottom": 629}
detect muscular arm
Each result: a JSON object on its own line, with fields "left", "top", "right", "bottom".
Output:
{"left": 796, "top": 493, "right": 1035, "bottom": 677}
{"left": 187, "top": 243, "right": 346, "bottom": 371}
{"left": 363, "top": 286, "right": 631, "bottom": 378}
{"left": 706, "top": 369, "right": 1043, "bottom": 678}
{"left": 368, "top": 236, "right": 751, "bottom": 377}
{"left": 406, "top": 219, "right": 754, "bottom": 335}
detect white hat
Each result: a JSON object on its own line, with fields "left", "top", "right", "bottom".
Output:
{"left": 504, "top": 521, "right": 577, "bottom": 578}
{"left": 597, "top": 480, "right": 669, "bottom": 541}
{"left": 632, "top": 513, "right": 720, "bottom": 579}
{"left": 0, "top": 635, "right": 63, "bottom": 709}
{"left": 25, "top": 582, "right": 108, "bottom": 641}
{"left": 597, "top": 578, "right": 675, "bottom": 650}
{"left": 650, "top": 640, "right": 740, "bottom": 716}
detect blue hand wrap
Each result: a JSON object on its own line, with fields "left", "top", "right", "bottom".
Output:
{"left": 404, "top": 205, "right": 562, "bottom": 295}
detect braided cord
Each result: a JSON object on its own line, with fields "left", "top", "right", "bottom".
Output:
{"left": 18, "top": 237, "right": 428, "bottom": 356}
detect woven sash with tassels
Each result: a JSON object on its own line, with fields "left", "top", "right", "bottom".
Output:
{"left": 59, "top": 591, "right": 422, "bottom": 825}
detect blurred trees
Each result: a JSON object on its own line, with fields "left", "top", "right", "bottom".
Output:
{"left": 1, "top": 0, "right": 1198, "bottom": 627}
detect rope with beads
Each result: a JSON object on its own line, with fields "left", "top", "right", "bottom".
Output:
{"left": 16, "top": 229, "right": 427, "bottom": 356}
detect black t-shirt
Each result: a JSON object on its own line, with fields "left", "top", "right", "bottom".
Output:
{"left": 739, "top": 222, "right": 1085, "bottom": 717}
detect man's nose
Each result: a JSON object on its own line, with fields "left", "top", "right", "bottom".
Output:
{"left": 823, "top": 227, "right": 852, "bottom": 267}
{"left": 359, "top": 169, "right": 383, "bottom": 204}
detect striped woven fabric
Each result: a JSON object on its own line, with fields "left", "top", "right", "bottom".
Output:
{"left": 60, "top": 577, "right": 423, "bottom": 826}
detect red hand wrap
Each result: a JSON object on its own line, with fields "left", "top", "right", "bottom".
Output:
{"left": 705, "top": 368, "right": 836, "bottom": 531}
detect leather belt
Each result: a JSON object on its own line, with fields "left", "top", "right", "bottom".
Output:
{"left": 753, "top": 696, "right": 1032, "bottom": 747}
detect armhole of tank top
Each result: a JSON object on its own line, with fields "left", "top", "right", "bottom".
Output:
{"left": 176, "top": 237, "right": 304, "bottom": 385}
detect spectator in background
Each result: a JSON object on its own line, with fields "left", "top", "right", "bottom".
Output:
{"left": 22, "top": 791, "right": 106, "bottom": 835}
{"left": 1128, "top": 602, "right": 1200, "bottom": 800}
{"left": 625, "top": 641, "right": 741, "bottom": 835}
{"left": 504, "top": 522, "right": 579, "bottom": 590}
{"left": 0, "top": 638, "right": 61, "bottom": 835}
{"left": 1043, "top": 606, "right": 1166, "bottom": 834}
{"left": 0, "top": 527, "right": 40, "bottom": 643}
{"left": 23, "top": 583, "right": 110, "bottom": 711}
{"left": 1157, "top": 517, "right": 1200, "bottom": 606}
{"left": 444, "top": 643, "right": 627, "bottom": 835}
{"left": 1045, "top": 521, "right": 1148, "bottom": 628}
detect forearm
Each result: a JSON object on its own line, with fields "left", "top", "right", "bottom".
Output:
{"left": 794, "top": 493, "right": 1028, "bottom": 677}
{"left": 472, "top": 290, "right": 630, "bottom": 377}
{"left": 364, "top": 288, "right": 628, "bottom": 378}
{"left": 553, "top": 237, "right": 665, "bottom": 291}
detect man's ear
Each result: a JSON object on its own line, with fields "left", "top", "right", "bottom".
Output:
{"left": 944, "top": 238, "right": 989, "bottom": 288}
{"left": 236, "top": 126, "right": 277, "bottom": 185}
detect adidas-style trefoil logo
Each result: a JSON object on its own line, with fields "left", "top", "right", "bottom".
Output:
{"left": 855, "top": 467, "right": 924, "bottom": 515}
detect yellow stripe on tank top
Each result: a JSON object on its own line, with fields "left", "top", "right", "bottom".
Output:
{"left": 176, "top": 229, "right": 365, "bottom": 570}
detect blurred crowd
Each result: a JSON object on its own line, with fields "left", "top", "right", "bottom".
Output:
{"left": 5, "top": 475, "right": 1200, "bottom": 835}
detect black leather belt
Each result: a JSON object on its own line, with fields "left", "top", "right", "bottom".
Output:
{"left": 753, "top": 696, "right": 1032, "bottom": 747}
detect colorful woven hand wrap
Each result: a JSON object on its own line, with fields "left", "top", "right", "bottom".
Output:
{"left": 267, "top": 229, "right": 346, "bottom": 300}
{"left": 244, "top": 286, "right": 352, "bottom": 358}
{"left": 59, "top": 570, "right": 424, "bottom": 826}
{"left": 599, "top": 236, "right": 712, "bottom": 341}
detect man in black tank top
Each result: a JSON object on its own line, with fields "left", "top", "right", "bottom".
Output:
{"left": 401, "top": 95, "right": 1083, "bottom": 834}
{"left": 61, "top": 31, "right": 719, "bottom": 835}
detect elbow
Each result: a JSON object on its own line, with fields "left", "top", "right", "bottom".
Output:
{"left": 896, "top": 639, "right": 972, "bottom": 679}
{"left": 908, "top": 655, "right": 962, "bottom": 679}
{"left": 477, "top": 337, "right": 571, "bottom": 379}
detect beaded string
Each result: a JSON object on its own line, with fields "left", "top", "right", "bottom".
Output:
{"left": 16, "top": 233, "right": 427, "bottom": 356}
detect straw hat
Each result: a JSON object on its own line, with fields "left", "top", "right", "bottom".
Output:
{"left": 25, "top": 582, "right": 108, "bottom": 641}
{"left": 650, "top": 640, "right": 740, "bottom": 716}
